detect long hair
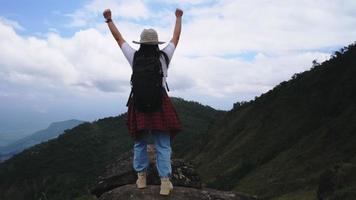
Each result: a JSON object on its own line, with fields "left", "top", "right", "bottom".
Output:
{"left": 136, "top": 44, "right": 160, "bottom": 58}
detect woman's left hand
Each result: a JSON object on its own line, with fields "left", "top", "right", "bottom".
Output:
{"left": 175, "top": 8, "right": 183, "bottom": 18}
{"left": 103, "top": 9, "right": 112, "bottom": 20}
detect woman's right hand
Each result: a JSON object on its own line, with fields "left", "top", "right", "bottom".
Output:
{"left": 103, "top": 9, "right": 112, "bottom": 20}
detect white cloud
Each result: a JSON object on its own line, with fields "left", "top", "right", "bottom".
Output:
{"left": 0, "top": 17, "right": 25, "bottom": 31}
{"left": 66, "top": 0, "right": 150, "bottom": 27}
{"left": 169, "top": 50, "right": 329, "bottom": 103}
{"left": 0, "top": 20, "right": 132, "bottom": 97}
{"left": 152, "top": 0, "right": 215, "bottom": 6}
{"left": 1, "top": 0, "right": 356, "bottom": 115}
{"left": 178, "top": 0, "right": 356, "bottom": 56}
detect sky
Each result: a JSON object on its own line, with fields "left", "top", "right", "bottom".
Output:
{"left": 0, "top": 0, "right": 356, "bottom": 136}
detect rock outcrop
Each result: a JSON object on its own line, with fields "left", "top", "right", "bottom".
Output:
{"left": 99, "top": 184, "right": 256, "bottom": 200}
{"left": 90, "top": 145, "right": 258, "bottom": 200}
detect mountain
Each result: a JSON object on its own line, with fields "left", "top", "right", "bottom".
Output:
{"left": 187, "top": 43, "right": 356, "bottom": 199}
{"left": 0, "top": 119, "right": 85, "bottom": 162}
{"left": 1, "top": 43, "right": 355, "bottom": 200}
{"left": 0, "top": 131, "right": 28, "bottom": 147}
{"left": 0, "top": 98, "right": 225, "bottom": 200}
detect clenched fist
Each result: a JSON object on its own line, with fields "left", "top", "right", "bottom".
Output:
{"left": 175, "top": 8, "right": 183, "bottom": 18}
{"left": 103, "top": 9, "right": 112, "bottom": 20}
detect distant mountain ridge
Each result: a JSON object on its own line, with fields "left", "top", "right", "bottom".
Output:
{"left": 0, "top": 131, "right": 27, "bottom": 147}
{"left": 0, "top": 119, "right": 85, "bottom": 162}
{"left": 0, "top": 98, "right": 224, "bottom": 200}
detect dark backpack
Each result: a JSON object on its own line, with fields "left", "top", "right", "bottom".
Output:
{"left": 127, "top": 51, "right": 169, "bottom": 113}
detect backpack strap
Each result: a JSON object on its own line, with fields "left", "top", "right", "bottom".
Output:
{"left": 160, "top": 51, "right": 170, "bottom": 67}
{"left": 160, "top": 51, "right": 170, "bottom": 92}
{"left": 126, "top": 90, "right": 133, "bottom": 107}
{"left": 126, "top": 51, "right": 138, "bottom": 107}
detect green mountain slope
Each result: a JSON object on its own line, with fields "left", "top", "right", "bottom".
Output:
{"left": 190, "top": 43, "right": 356, "bottom": 199}
{"left": 2, "top": 43, "right": 355, "bottom": 200}
{"left": 0, "top": 98, "right": 224, "bottom": 200}
{"left": 0, "top": 119, "right": 85, "bottom": 162}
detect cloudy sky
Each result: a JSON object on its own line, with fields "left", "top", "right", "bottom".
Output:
{"left": 1, "top": 0, "right": 356, "bottom": 135}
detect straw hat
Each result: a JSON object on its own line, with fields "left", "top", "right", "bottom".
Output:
{"left": 133, "top": 28, "right": 165, "bottom": 45}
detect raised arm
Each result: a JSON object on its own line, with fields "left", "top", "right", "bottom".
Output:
{"left": 103, "top": 9, "right": 125, "bottom": 48}
{"left": 170, "top": 9, "right": 183, "bottom": 47}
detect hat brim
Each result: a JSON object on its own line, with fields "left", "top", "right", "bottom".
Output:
{"left": 133, "top": 40, "right": 165, "bottom": 45}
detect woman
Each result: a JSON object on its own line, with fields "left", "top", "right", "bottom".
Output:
{"left": 103, "top": 8, "right": 183, "bottom": 196}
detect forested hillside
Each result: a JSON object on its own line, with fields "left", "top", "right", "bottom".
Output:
{"left": 1, "top": 42, "right": 355, "bottom": 200}
{"left": 188, "top": 43, "right": 356, "bottom": 199}
{"left": 0, "top": 98, "right": 224, "bottom": 200}
{"left": 0, "top": 119, "right": 84, "bottom": 162}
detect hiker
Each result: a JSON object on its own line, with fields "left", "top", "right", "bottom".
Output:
{"left": 103, "top": 8, "right": 183, "bottom": 196}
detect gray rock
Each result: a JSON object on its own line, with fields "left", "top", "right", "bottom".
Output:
{"left": 99, "top": 184, "right": 258, "bottom": 200}
{"left": 91, "top": 150, "right": 201, "bottom": 197}
{"left": 91, "top": 146, "right": 258, "bottom": 200}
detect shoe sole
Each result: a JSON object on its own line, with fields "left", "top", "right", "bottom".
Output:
{"left": 136, "top": 181, "right": 147, "bottom": 189}
{"left": 136, "top": 184, "right": 147, "bottom": 189}
{"left": 160, "top": 188, "right": 173, "bottom": 195}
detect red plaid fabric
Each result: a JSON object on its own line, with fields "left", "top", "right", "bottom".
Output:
{"left": 127, "top": 90, "right": 182, "bottom": 139}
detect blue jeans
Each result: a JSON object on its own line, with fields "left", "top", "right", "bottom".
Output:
{"left": 133, "top": 131, "right": 172, "bottom": 178}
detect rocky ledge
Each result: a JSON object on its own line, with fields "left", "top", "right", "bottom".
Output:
{"left": 100, "top": 184, "right": 256, "bottom": 200}
{"left": 90, "top": 145, "right": 258, "bottom": 200}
